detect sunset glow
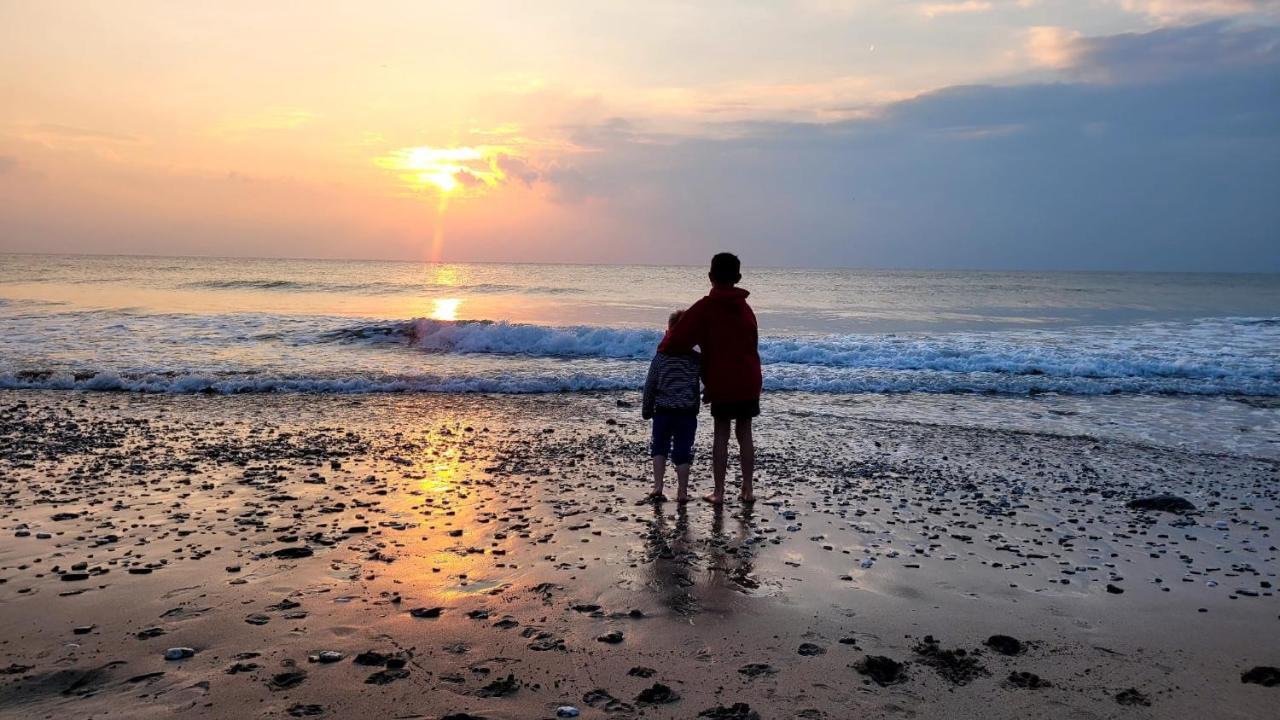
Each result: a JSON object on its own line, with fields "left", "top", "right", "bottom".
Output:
{"left": 375, "top": 145, "right": 515, "bottom": 196}
{"left": 0, "top": 1, "right": 1276, "bottom": 270}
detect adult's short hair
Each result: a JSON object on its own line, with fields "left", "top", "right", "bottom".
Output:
{"left": 709, "top": 252, "right": 741, "bottom": 284}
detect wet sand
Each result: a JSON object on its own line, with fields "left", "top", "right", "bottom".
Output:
{"left": 0, "top": 390, "right": 1277, "bottom": 719}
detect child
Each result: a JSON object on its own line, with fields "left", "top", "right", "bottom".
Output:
{"left": 641, "top": 310, "right": 702, "bottom": 503}
{"left": 660, "top": 252, "right": 762, "bottom": 505}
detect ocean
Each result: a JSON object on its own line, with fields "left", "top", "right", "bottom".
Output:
{"left": 2, "top": 253, "right": 1278, "bottom": 399}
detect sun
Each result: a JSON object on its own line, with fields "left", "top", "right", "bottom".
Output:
{"left": 375, "top": 144, "right": 511, "bottom": 196}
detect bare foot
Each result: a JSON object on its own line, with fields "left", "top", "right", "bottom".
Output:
{"left": 703, "top": 493, "right": 724, "bottom": 505}
{"left": 636, "top": 492, "right": 667, "bottom": 505}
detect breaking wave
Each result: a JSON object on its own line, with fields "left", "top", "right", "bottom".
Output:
{"left": 2, "top": 314, "right": 1276, "bottom": 397}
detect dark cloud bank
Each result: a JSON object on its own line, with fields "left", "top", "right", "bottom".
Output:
{"left": 553, "top": 22, "right": 1280, "bottom": 272}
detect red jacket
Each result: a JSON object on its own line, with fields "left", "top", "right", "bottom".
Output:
{"left": 659, "top": 286, "right": 762, "bottom": 403}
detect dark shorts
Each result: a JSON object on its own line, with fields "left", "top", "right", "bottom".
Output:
{"left": 710, "top": 399, "right": 760, "bottom": 420}
{"left": 651, "top": 411, "right": 697, "bottom": 465}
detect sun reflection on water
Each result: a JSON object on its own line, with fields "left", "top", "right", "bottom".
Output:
{"left": 431, "top": 298, "right": 462, "bottom": 321}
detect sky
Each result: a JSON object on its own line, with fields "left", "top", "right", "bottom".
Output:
{"left": 1, "top": 0, "right": 1277, "bottom": 271}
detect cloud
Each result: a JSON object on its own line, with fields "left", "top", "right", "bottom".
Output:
{"left": 214, "top": 108, "right": 318, "bottom": 136}
{"left": 541, "top": 22, "right": 1280, "bottom": 271}
{"left": 1119, "top": 0, "right": 1280, "bottom": 22}
{"left": 1026, "top": 26, "right": 1082, "bottom": 68}
{"left": 919, "top": 2, "right": 994, "bottom": 17}
{"left": 1068, "top": 20, "right": 1280, "bottom": 82}
{"left": 20, "top": 124, "right": 140, "bottom": 145}
{"left": 496, "top": 154, "right": 540, "bottom": 187}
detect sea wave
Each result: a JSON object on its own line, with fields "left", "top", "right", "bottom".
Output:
{"left": 311, "top": 316, "right": 1280, "bottom": 385}
{"left": 180, "top": 279, "right": 582, "bottom": 295}
{"left": 1, "top": 363, "right": 1276, "bottom": 396}
{"left": 2, "top": 313, "right": 1277, "bottom": 396}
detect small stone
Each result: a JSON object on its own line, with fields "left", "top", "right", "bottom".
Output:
{"left": 985, "top": 635, "right": 1022, "bottom": 655}
{"left": 1241, "top": 666, "right": 1280, "bottom": 687}
{"left": 556, "top": 706, "right": 581, "bottom": 718}
{"left": 1127, "top": 495, "right": 1195, "bottom": 513}
{"left": 164, "top": 647, "right": 196, "bottom": 660}
{"left": 636, "top": 682, "right": 680, "bottom": 704}
{"left": 272, "top": 547, "right": 314, "bottom": 559}
{"left": 1115, "top": 688, "right": 1151, "bottom": 706}
{"left": 268, "top": 670, "right": 308, "bottom": 691}
{"left": 596, "top": 630, "right": 624, "bottom": 644}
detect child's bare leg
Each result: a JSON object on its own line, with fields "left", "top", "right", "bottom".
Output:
{"left": 706, "top": 418, "right": 731, "bottom": 504}
{"left": 735, "top": 418, "right": 755, "bottom": 502}
{"left": 651, "top": 455, "right": 667, "bottom": 499}
{"left": 674, "top": 463, "right": 691, "bottom": 502}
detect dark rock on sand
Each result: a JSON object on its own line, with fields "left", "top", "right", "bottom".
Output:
{"left": 628, "top": 666, "right": 656, "bottom": 678}
{"left": 1241, "top": 666, "right": 1280, "bottom": 687}
{"left": 353, "top": 650, "right": 389, "bottom": 666}
{"left": 635, "top": 682, "right": 680, "bottom": 704}
{"left": 596, "top": 630, "right": 624, "bottom": 644}
{"left": 913, "top": 637, "right": 989, "bottom": 685}
{"left": 272, "top": 547, "right": 314, "bottom": 559}
{"left": 287, "top": 704, "right": 325, "bottom": 717}
{"left": 738, "top": 663, "right": 778, "bottom": 678}
{"left": 365, "top": 668, "right": 410, "bottom": 684}
{"left": 476, "top": 673, "right": 520, "bottom": 697}
{"left": 798, "top": 643, "right": 827, "bottom": 656}
{"left": 985, "top": 635, "right": 1023, "bottom": 655}
{"left": 583, "top": 689, "right": 634, "bottom": 713}
{"left": 698, "top": 704, "right": 762, "bottom": 720}
{"left": 1106, "top": 584, "right": 1125, "bottom": 594}
{"left": 1007, "top": 671, "right": 1052, "bottom": 689}
{"left": 1115, "top": 688, "right": 1152, "bottom": 706}
{"left": 410, "top": 606, "right": 444, "bottom": 618}
{"left": 268, "top": 671, "right": 308, "bottom": 691}
{"left": 1127, "top": 495, "right": 1196, "bottom": 513}
{"left": 855, "top": 655, "right": 907, "bottom": 686}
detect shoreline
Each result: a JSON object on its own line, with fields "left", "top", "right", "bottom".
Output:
{"left": 1, "top": 389, "right": 1277, "bottom": 718}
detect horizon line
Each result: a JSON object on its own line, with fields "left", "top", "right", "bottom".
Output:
{"left": 2, "top": 250, "right": 1276, "bottom": 276}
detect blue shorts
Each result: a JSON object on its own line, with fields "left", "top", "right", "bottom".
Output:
{"left": 651, "top": 411, "right": 697, "bottom": 465}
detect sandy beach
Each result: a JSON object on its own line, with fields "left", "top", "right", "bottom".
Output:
{"left": 1, "top": 389, "right": 1276, "bottom": 719}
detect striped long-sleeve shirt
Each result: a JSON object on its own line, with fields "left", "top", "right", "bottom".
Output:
{"left": 641, "top": 351, "right": 701, "bottom": 419}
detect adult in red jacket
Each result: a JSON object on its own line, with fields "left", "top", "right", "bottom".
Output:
{"left": 660, "top": 252, "right": 761, "bottom": 504}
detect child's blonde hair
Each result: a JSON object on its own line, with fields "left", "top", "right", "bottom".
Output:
{"left": 668, "top": 309, "right": 685, "bottom": 329}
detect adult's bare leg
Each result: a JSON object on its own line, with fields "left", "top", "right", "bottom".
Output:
{"left": 735, "top": 417, "right": 755, "bottom": 502}
{"left": 706, "top": 418, "right": 731, "bottom": 504}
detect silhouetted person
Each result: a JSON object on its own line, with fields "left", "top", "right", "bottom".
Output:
{"left": 661, "top": 252, "right": 762, "bottom": 504}
{"left": 641, "top": 309, "right": 701, "bottom": 503}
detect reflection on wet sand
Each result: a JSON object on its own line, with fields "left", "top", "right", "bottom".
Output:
{"left": 2, "top": 391, "right": 1277, "bottom": 720}
{"left": 643, "top": 503, "right": 763, "bottom": 617}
